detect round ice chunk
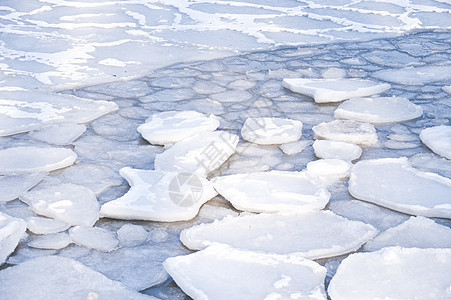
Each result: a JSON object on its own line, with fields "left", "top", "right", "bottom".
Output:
{"left": 312, "top": 120, "right": 378, "bottom": 147}
{"left": 419, "top": 125, "right": 451, "bottom": 159}
{"left": 69, "top": 226, "right": 119, "bottom": 252}
{"left": 117, "top": 224, "right": 148, "bottom": 247}
{"left": 313, "top": 140, "right": 362, "bottom": 161}
{"left": 241, "top": 117, "right": 303, "bottom": 145}
{"left": 27, "top": 217, "right": 71, "bottom": 235}
{"left": 28, "top": 232, "right": 72, "bottom": 250}
{"left": 306, "top": 159, "right": 351, "bottom": 185}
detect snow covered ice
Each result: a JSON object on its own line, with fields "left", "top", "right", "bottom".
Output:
{"left": 240, "top": 117, "right": 303, "bottom": 145}
{"left": 420, "top": 125, "right": 451, "bottom": 159}
{"left": 313, "top": 140, "right": 362, "bottom": 161}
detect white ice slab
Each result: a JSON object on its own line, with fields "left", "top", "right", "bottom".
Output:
{"left": 306, "top": 159, "right": 351, "bottom": 186}
{"left": 0, "top": 212, "right": 27, "bottom": 265}
{"left": 349, "top": 157, "right": 451, "bottom": 218}
{"left": 100, "top": 167, "right": 217, "bottom": 222}
{"left": 364, "top": 216, "right": 451, "bottom": 251}
{"left": 212, "top": 170, "right": 330, "bottom": 213}
{"left": 282, "top": 78, "right": 390, "bottom": 103}
{"left": 313, "top": 120, "right": 378, "bottom": 147}
{"left": 154, "top": 131, "right": 239, "bottom": 177}
{"left": 20, "top": 183, "right": 99, "bottom": 227}
{"left": 28, "top": 233, "right": 73, "bottom": 250}
{"left": 27, "top": 217, "right": 71, "bottom": 235}
{"left": 164, "top": 244, "right": 327, "bottom": 300}
{"left": 313, "top": 140, "right": 362, "bottom": 161}
{"left": 328, "top": 247, "right": 451, "bottom": 300}
{"left": 241, "top": 117, "right": 303, "bottom": 145}
{"left": 0, "top": 256, "right": 154, "bottom": 300}
{"left": 0, "top": 147, "right": 77, "bottom": 174}
{"left": 0, "top": 172, "right": 47, "bottom": 202}
{"left": 117, "top": 224, "right": 148, "bottom": 247}
{"left": 69, "top": 226, "right": 119, "bottom": 252}
{"left": 420, "top": 125, "right": 451, "bottom": 159}
{"left": 334, "top": 97, "right": 423, "bottom": 124}
{"left": 181, "top": 211, "right": 378, "bottom": 260}
{"left": 137, "top": 110, "right": 220, "bottom": 145}
{"left": 28, "top": 123, "right": 86, "bottom": 145}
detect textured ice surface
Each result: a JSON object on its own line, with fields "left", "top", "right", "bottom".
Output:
{"left": 0, "top": 172, "right": 47, "bottom": 202}
{"left": 28, "top": 123, "right": 86, "bottom": 145}
{"left": 420, "top": 126, "right": 451, "bottom": 159}
{"left": 0, "top": 256, "right": 154, "bottom": 300}
{"left": 334, "top": 97, "right": 423, "bottom": 124}
{"left": 164, "top": 244, "right": 327, "bottom": 300}
{"left": 100, "top": 167, "right": 217, "bottom": 222}
{"left": 137, "top": 111, "right": 220, "bottom": 146}
{"left": 364, "top": 216, "right": 451, "bottom": 251}
{"left": 27, "top": 217, "right": 71, "bottom": 235}
{"left": 28, "top": 233, "right": 73, "bottom": 250}
{"left": 372, "top": 65, "right": 451, "bottom": 85}
{"left": 241, "top": 117, "right": 303, "bottom": 145}
{"left": 349, "top": 158, "right": 451, "bottom": 218}
{"left": 313, "top": 140, "right": 362, "bottom": 161}
{"left": 181, "top": 211, "right": 378, "bottom": 259}
{"left": 0, "top": 212, "right": 27, "bottom": 265}
{"left": 282, "top": 78, "right": 390, "bottom": 103}
{"left": 0, "top": 147, "right": 77, "bottom": 174}
{"left": 117, "top": 224, "right": 148, "bottom": 247}
{"left": 20, "top": 183, "right": 99, "bottom": 227}
{"left": 212, "top": 170, "right": 330, "bottom": 213}
{"left": 328, "top": 247, "right": 451, "bottom": 300}
{"left": 69, "top": 226, "right": 119, "bottom": 252}
{"left": 313, "top": 120, "right": 378, "bottom": 147}
{"left": 306, "top": 159, "right": 351, "bottom": 186}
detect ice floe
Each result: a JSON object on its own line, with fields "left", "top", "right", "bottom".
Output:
{"left": 27, "top": 217, "right": 71, "bottom": 235}
{"left": 164, "top": 244, "right": 327, "bottom": 300}
{"left": 0, "top": 256, "right": 154, "bottom": 300}
{"left": 443, "top": 86, "right": 451, "bottom": 94}
{"left": 0, "top": 212, "right": 27, "bottom": 265}
{"left": 28, "top": 123, "right": 86, "bottom": 145}
{"left": 313, "top": 120, "right": 378, "bottom": 147}
{"left": 348, "top": 158, "right": 451, "bottom": 218}
{"left": 280, "top": 140, "right": 311, "bottom": 155}
{"left": 181, "top": 211, "right": 378, "bottom": 260}
{"left": 372, "top": 65, "right": 451, "bottom": 85}
{"left": 240, "top": 117, "right": 303, "bottom": 145}
{"left": 0, "top": 147, "right": 77, "bottom": 174}
{"left": 211, "top": 170, "right": 330, "bottom": 213}
{"left": 420, "top": 125, "right": 451, "bottom": 159}
{"left": 0, "top": 172, "right": 47, "bottom": 202}
{"left": 117, "top": 224, "right": 148, "bottom": 247}
{"left": 328, "top": 247, "right": 451, "bottom": 300}
{"left": 313, "top": 140, "right": 362, "bottom": 161}
{"left": 100, "top": 167, "right": 217, "bottom": 222}
{"left": 28, "top": 233, "right": 73, "bottom": 250}
{"left": 69, "top": 226, "right": 119, "bottom": 252}
{"left": 20, "top": 183, "right": 99, "bottom": 227}
{"left": 137, "top": 111, "right": 220, "bottom": 146}
{"left": 306, "top": 159, "right": 351, "bottom": 186}
{"left": 282, "top": 78, "right": 390, "bottom": 103}
{"left": 334, "top": 97, "right": 423, "bottom": 124}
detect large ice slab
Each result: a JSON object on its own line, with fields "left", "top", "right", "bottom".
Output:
{"left": 420, "top": 125, "right": 451, "bottom": 159}
{"left": 349, "top": 158, "right": 451, "bottom": 218}
{"left": 328, "top": 247, "right": 451, "bottom": 300}
{"left": 0, "top": 212, "right": 27, "bottom": 265}
{"left": 313, "top": 120, "right": 378, "bottom": 147}
{"left": 0, "top": 147, "right": 77, "bottom": 174}
{"left": 181, "top": 211, "right": 378, "bottom": 260}
{"left": 100, "top": 167, "right": 217, "bottom": 222}
{"left": 313, "top": 140, "right": 362, "bottom": 161}
{"left": 69, "top": 226, "right": 119, "bottom": 252}
{"left": 334, "top": 97, "right": 423, "bottom": 124}
{"left": 20, "top": 183, "right": 99, "bottom": 227}
{"left": 282, "top": 78, "right": 390, "bottom": 103}
{"left": 240, "top": 117, "right": 303, "bottom": 145}
{"left": 0, "top": 256, "right": 155, "bottom": 300}
{"left": 0, "top": 172, "right": 47, "bottom": 202}
{"left": 137, "top": 110, "right": 220, "bottom": 145}
{"left": 164, "top": 244, "right": 327, "bottom": 300}
{"left": 212, "top": 170, "right": 330, "bottom": 213}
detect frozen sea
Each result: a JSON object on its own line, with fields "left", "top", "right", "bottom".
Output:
{"left": 1, "top": 0, "right": 451, "bottom": 299}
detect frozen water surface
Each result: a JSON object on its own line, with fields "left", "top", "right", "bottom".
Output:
{"left": 0, "top": 172, "right": 47, "bottom": 202}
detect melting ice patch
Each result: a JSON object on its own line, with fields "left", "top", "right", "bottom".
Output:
{"left": 313, "top": 120, "right": 378, "bottom": 147}
{"left": 27, "top": 217, "right": 71, "bottom": 235}
{"left": 0, "top": 172, "right": 47, "bottom": 202}
{"left": 28, "top": 232, "right": 73, "bottom": 250}
{"left": 28, "top": 123, "right": 86, "bottom": 145}
{"left": 0, "top": 212, "right": 27, "bottom": 265}
{"left": 372, "top": 65, "right": 451, "bottom": 86}
{"left": 69, "top": 226, "right": 119, "bottom": 252}
{"left": 241, "top": 117, "right": 303, "bottom": 145}
{"left": 420, "top": 125, "right": 451, "bottom": 160}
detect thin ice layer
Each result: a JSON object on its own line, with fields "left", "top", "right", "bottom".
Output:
{"left": 313, "top": 120, "right": 378, "bottom": 147}
{"left": 282, "top": 78, "right": 390, "bottom": 103}
{"left": 348, "top": 157, "right": 451, "bottom": 218}
{"left": 181, "top": 211, "right": 378, "bottom": 260}
{"left": 0, "top": 172, "right": 47, "bottom": 202}
{"left": 212, "top": 170, "right": 330, "bottom": 213}
{"left": 28, "top": 233, "right": 73, "bottom": 250}
{"left": 420, "top": 125, "right": 451, "bottom": 159}
{"left": 69, "top": 226, "right": 119, "bottom": 252}
{"left": 100, "top": 167, "right": 217, "bottom": 222}
{"left": 241, "top": 117, "right": 303, "bottom": 145}
{"left": 0, "top": 212, "right": 27, "bottom": 265}
{"left": 164, "top": 244, "right": 327, "bottom": 300}
{"left": 27, "top": 217, "right": 71, "bottom": 235}
{"left": 313, "top": 140, "right": 362, "bottom": 161}
{"left": 28, "top": 123, "right": 86, "bottom": 145}
{"left": 328, "top": 247, "right": 451, "bottom": 300}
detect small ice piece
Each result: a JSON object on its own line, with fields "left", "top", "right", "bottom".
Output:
{"left": 27, "top": 217, "right": 71, "bottom": 235}
{"left": 443, "top": 86, "right": 451, "bottom": 94}
{"left": 364, "top": 216, "right": 451, "bottom": 251}
{"left": 28, "top": 233, "right": 73, "bottom": 250}
{"left": 282, "top": 78, "right": 390, "bottom": 103}
{"left": 28, "top": 123, "right": 86, "bottom": 145}
{"left": 334, "top": 97, "right": 423, "bottom": 124}
{"left": 100, "top": 167, "right": 217, "bottom": 222}
{"left": 0, "top": 212, "right": 27, "bottom": 265}
{"left": 241, "top": 117, "right": 303, "bottom": 145}
{"left": 280, "top": 140, "right": 311, "bottom": 155}
{"left": 349, "top": 157, "right": 451, "bottom": 218}
{"left": 313, "top": 140, "right": 362, "bottom": 161}
{"left": 420, "top": 125, "right": 451, "bottom": 159}
{"left": 0, "top": 256, "right": 154, "bottom": 300}
{"left": 312, "top": 120, "right": 378, "bottom": 147}
{"left": 117, "top": 224, "right": 148, "bottom": 247}
{"left": 0, "top": 172, "right": 47, "bottom": 202}
{"left": 328, "top": 247, "right": 451, "bottom": 300}
{"left": 212, "top": 171, "right": 330, "bottom": 213}
{"left": 20, "top": 183, "right": 99, "bottom": 227}
{"left": 69, "top": 226, "right": 119, "bottom": 252}
{"left": 164, "top": 244, "right": 327, "bottom": 300}
{"left": 137, "top": 111, "right": 220, "bottom": 146}
{"left": 306, "top": 159, "right": 351, "bottom": 185}
{"left": 154, "top": 131, "right": 239, "bottom": 177}
{"left": 181, "top": 211, "right": 378, "bottom": 260}
{"left": 0, "top": 147, "right": 77, "bottom": 174}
